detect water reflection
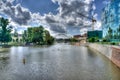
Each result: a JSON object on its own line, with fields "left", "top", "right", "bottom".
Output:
{"left": 22, "top": 58, "right": 26, "bottom": 65}
{"left": 0, "top": 43, "right": 120, "bottom": 80}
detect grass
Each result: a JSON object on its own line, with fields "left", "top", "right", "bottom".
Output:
{"left": 96, "top": 42, "right": 120, "bottom": 45}
{"left": 8, "top": 42, "right": 24, "bottom": 46}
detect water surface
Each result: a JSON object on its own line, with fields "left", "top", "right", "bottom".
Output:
{"left": 0, "top": 43, "right": 120, "bottom": 80}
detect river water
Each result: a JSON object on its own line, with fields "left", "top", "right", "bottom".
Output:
{"left": 0, "top": 43, "right": 120, "bottom": 80}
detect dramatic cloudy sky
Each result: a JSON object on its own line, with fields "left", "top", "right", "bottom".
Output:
{"left": 0, "top": 0, "right": 109, "bottom": 38}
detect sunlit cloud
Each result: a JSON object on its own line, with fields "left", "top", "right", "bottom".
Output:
{"left": 0, "top": 0, "right": 97, "bottom": 38}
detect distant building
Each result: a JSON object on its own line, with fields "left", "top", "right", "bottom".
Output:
{"left": 87, "top": 30, "right": 103, "bottom": 39}
{"left": 73, "top": 34, "right": 87, "bottom": 43}
{"left": 74, "top": 35, "right": 82, "bottom": 39}
{"left": 102, "top": 0, "right": 120, "bottom": 41}
{"left": 11, "top": 33, "right": 22, "bottom": 42}
{"left": 74, "top": 34, "right": 87, "bottom": 39}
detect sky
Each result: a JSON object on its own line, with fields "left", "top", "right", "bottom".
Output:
{"left": 0, "top": 0, "right": 110, "bottom": 38}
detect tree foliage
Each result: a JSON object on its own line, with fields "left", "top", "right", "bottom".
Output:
{"left": 0, "top": 17, "right": 12, "bottom": 43}
{"left": 70, "top": 38, "right": 78, "bottom": 42}
{"left": 23, "top": 26, "right": 54, "bottom": 45}
{"left": 106, "top": 26, "right": 120, "bottom": 41}
{"left": 88, "top": 37, "right": 99, "bottom": 42}
{"left": 108, "top": 27, "right": 113, "bottom": 39}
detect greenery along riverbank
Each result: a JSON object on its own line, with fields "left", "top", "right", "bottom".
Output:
{"left": 0, "top": 17, "right": 12, "bottom": 44}
{"left": 0, "top": 17, "right": 54, "bottom": 46}
{"left": 22, "top": 26, "right": 54, "bottom": 45}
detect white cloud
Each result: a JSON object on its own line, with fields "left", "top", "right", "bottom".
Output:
{"left": 93, "top": 13, "right": 98, "bottom": 19}
{"left": 0, "top": 0, "right": 96, "bottom": 38}
{"left": 94, "top": 21, "right": 102, "bottom": 30}
{"left": 92, "top": 4, "right": 96, "bottom": 10}
{"left": 17, "top": 29, "right": 24, "bottom": 34}
{"left": 80, "top": 28, "right": 88, "bottom": 35}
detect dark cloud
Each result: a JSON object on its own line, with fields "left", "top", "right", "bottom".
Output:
{"left": 0, "top": 0, "right": 31, "bottom": 25}
{"left": 42, "top": 0, "right": 93, "bottom": 34}
{"left": 0, "top": 0, "right": 96, "bottom": 37}
{"left": 59, "top": 1, "right": 87, "bottom": 18}
{"left": 44, "top": 14, "right": 57, "bottom": 23}
{"left": 40, "top": 0, "right": 96, "bottom": 35}
{"left": 49, "top": 23, "right": 66, "bottom": 33}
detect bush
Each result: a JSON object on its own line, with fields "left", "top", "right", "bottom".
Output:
{"left": 70, "top": 38, "right": 78, "bottom": 42}
{"left": 110, "top": 42, "right": 116, "bottom": 45}
{"left": 88, "top": 37, "right": 95, "bottom": 42}
{"left": 102, "top": 38, "right": 107, "bottom": 42}
{"left": 88, "top": 37, "right": 99, "bottom": 42}
{"left": 102, "top": 38, "right": 110, "bottom": 42}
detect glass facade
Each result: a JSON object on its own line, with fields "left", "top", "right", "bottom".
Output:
{"left": 87, "top": 30, "right": 103, "bottom": 39}
{"left": 102, "top": 0, "right": 120, "bottom": 41}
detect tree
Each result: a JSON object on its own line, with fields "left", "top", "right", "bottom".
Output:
{"left": 27, "top": 27, "right": 33, "bottom": 42}
{"left": 14, "top": 29, "right": 18, "bottom": 37}
{"left": 31, "top": 26, "right": 44, "bottom": 44}
{"left": 88, "top": 37, "right": 99, "bottom": 42}
{"left": 117, "top": 25, "right": 120, "bottom": 40}
{"left": 108, "top": 27, "right": 113, "bottom": 40}
{"left": 44, "top": 30, "right": 51, "bottom": 44}
{"left": 70, "top": 38, "right": 78, "bottom": 42}
{"left": 0, "top": 17, "right": 12, "bottom": 44}
{"left": 22, "top": 30, "right": 28, "bottom": 42}
{"left": 22, "top": 26, "right": 54, "bottom": 45}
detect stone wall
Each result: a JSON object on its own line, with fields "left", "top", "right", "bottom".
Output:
{"left": 88, "top": 43, "right": 120, "bottom": 68}
{"left": 111, "top": 47, "right": 120, "bottom": 68}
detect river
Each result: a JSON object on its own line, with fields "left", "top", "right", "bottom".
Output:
{"left": 0, "top": 43, "right": 120, "bottom": 80}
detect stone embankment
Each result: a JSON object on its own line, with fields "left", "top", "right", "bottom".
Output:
{"left": 88, "top": 43, "right": 120, "bottom": 68}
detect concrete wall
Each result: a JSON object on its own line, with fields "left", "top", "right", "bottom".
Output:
{"left": 88, "top": 43, "right": 120, "bottom": 68}
{"left": 111, "top": 47, "right": 120, "bottom": 68}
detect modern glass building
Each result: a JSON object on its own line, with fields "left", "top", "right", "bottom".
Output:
{"left": 87, "top": 30, "right": 103, "bottom": 39}
{"left": 102, "top": 0, "right": 120, "bottom": 41}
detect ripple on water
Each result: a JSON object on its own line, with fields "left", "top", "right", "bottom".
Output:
{"left": 0, "top": 44, "right": 120, "bottom": 80}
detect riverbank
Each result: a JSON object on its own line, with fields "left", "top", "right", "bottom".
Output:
{"left": 87, "top": 43, "right": 120, "bottom": 68}
{"left": 1, "top": 42, "right": 55, "bottom": 47}
{"left": 0, "top": 48, "right": 9, "bottom": 60}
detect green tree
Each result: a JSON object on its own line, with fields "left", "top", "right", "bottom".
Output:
{"left": 14, "top": 29, "right": 18, "bottom": 37}
{"left": 88, "top": 37, "right": 99, "bottom": 42}
{"left": 117, "top": 25, "right": 120, "bottom": 40}
{"left": 28, "top": 27, "right": 33, "bottom": 42}
{"left": 23, "top": 26, "right": 54, "bottom": 45}
{"left": 44, "top": 30, "right": 50, "bottom": 44}
{"left": 31, "top": 26, "right": 44, "bottom": 44}
{"left": 108, "top": 27, "right": 113, "bottom": 40}
{"left": 0, "top": 17, "right": 12, "bottom": 44}
{"left": 70, "top": 38, "right": 78, "bottom": 42}
{"left": 22, "top": 30, "right": 28, "bottom": 42}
